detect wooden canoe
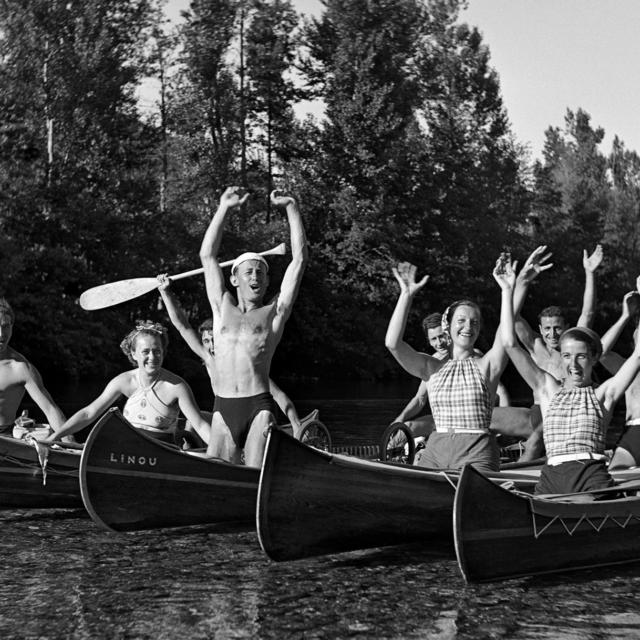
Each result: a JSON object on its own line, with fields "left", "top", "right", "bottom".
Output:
{"left": 79, "top": 408, "right": 260, "bottom": 532}
{"left": 454, "top": 464, "right": 640, "bottom": 582}
{"left": 256, "top": 428, "right": 543, "bottom": 561}
{"left": 0, "top": 435, "right": 82, "bottom": 508}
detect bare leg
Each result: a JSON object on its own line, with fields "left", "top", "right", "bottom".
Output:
{"left": 243, "top": 410, "right": 276, "bottom": 467}
{"left": 206, "top": 412, "right": 242, "bottom": 464}
{"left": 609, "top": 446, "right": 636, "bottom": 470}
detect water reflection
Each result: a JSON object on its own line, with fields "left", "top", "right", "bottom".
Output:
{"left": 1, "top": 390, "right": 639, "bottom": 639}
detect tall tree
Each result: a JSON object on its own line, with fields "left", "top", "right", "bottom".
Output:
{"left": 0, "top": 0, "right": 161, "bottom": 378}
{"left": 245, "top": 0, "right": 300, "bottom": 220}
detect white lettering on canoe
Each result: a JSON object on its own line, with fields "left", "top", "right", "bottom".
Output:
{"left": 109, "top": 452, "right": 157, "bottom": 466}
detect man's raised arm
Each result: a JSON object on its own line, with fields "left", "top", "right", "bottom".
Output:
{"left": 270, "top": 190, "right": 308, "bottom": 321}
{"left": 577, "top": 244, "right": 603, "bottom": 328}
{"left": 512, "top": 246, "right": 553, "bottom": 353}
{"left": 199, "top": 187, "right": 249, "bottom": 310}
{"left": 157, "top": 275, "right": 207, "bottom": 360}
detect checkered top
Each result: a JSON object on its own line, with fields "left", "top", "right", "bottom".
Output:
{"left": 543, "top": 386, "right": 605, "bottom": 457}
{"left": 427, "top": 358, "right": 492, "bottom": 432}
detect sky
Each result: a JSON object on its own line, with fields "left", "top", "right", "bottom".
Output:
{"left": 161, "top": 0, "right": 640, "bottom": 160}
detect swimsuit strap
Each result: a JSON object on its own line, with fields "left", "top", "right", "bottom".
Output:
{"left": 136, "top": 370, "right": 159, "bottom": 393}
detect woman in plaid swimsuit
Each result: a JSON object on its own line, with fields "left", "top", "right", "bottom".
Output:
{"left": 496, "top": 256, "right": 640, "bottom": 496}
{"left": 385, "top": 260, "right": 510, "bottom": 472}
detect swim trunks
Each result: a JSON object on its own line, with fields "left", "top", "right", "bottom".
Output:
{"left": 213, "top": 392, "right": 276, "bottom": 448}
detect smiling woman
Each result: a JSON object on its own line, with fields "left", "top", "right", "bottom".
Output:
{"left": 497, "top": 255, "right": 640, "bottom": 496}
{"left": 43, "top": 320, "right": 212, "bottom": 447}
{"left": 384, "top": 258, "right": 511, "bottom": 473}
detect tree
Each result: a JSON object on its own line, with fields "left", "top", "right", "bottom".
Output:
{"left": 245, "top": 0, "right": 300, "bottom": 219}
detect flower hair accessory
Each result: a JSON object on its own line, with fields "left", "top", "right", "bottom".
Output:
{"left": 135, "top": 321, "right": 165, "bottom": 335}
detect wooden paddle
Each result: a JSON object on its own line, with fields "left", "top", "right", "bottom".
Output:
{"left": 79, "top": 242, "right": 287, "bottom": 311}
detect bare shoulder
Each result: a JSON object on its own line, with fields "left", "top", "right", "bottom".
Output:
{"left": 1, "top": 350, "right": 37, "bottom": 382}
{"left": 158, "top": 368, "right": 187, "bottom": 387}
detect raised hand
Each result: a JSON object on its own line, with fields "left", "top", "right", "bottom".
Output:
{"left": 517, "top": 245, "right": 553, "bottom": 284}
{"left": 156, "top": 273, "right": 171, "bottom": 291}
{"left": 391, "top": 261, "right": 429, "bottom": 296}
{"left": 270, "top": 190, "right": 296, "bottom": 208}
{"left": 620, "top": 290, "right": 640, "bottom": 319}
{"left": 583, "top": 244, "right": 603, "bottom": 272}
{"left": 493, "top": 253, "right": 517, "bottom": 290}
{"left": 220, "top": 186, "right": 249, "bottom": 209}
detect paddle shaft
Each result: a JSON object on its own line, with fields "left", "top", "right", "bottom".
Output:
{"left": 170, "top": 242, "right": 286, "bottom": 281}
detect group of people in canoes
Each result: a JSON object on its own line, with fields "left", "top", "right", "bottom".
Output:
{"left": 387, "top": 243, "right": 640, "bottom": 496}
{"left": 1, "top": 187, "right": 307, "bottom": 471}
{"left": 2, "top": 183, "right": 640, "bottom": 498}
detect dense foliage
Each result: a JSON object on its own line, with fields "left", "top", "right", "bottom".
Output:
{"left": 0, "top": 0, "right": 638, "bottom": 389}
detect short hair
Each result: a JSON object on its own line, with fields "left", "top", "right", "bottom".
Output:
{"left": 120, "top": 320, "right": 169, "bottom": 365}
{"left": 560, "top": 327, "right": 602, "bottom": 360}
{"left": 198, "top": 318, "right": 213, "bottom": 335}
{"left": 0, "top": 297, "right": 15, "bottom": 323}
{"left": 422, "top": 313, "right": 442, "bottom": 337}
{"left": 538, "top": 306, "right": 566, "bottom": 324}
{"left": 443, "top": 300, "right": 483, "bottom": 333}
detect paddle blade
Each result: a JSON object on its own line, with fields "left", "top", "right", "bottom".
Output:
{"left": 79, "top": 277, "right": 159, "bottom": 310}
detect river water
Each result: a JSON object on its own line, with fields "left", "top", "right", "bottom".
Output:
{"left": 3, "top": 382, "right": 640, "bottom": 639}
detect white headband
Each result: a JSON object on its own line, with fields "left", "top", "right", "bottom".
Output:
{"left": 230, "top": 252, "right": 269, "bottom": 275}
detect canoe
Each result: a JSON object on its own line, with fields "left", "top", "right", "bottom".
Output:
{"left": 256, "top": 429, "right": 543, "bottom": 561}
{"left": 0, "top": 435, "right": 83, "bottom": 508}
{"left": 453, "top": 464, "right": 640, "bottom": 582}
{"left": 79, "top": 408, "right": 260, "bottom": 532}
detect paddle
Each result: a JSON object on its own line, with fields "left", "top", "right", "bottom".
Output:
{"left": 79, "top": 242, "right": 287, "bottom": 311}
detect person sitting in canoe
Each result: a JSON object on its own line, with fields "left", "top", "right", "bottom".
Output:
{"left": 385, "top": 259, "right": 510, "bottom": 473}
{"left": 392, "top": 312, "right": 514, "bottom": 443}
{"left": 44, "top": 320, "right": 211, "bottom": 445}
{"left": 156, "top": 276, "right": 302, "bottom": 439}
{"left": 0, "top": 297, "right": 66, "bottom": 438}
{"left": 496, "top": 255, "right": 640, "bottom": 497}
{"left": 597, "top": 281, "right": 640, "bottom": 469}
{"left": 199, "top": 186, "right": 307, "bottom": 466}
{"left": 511, "top": 244, "right": 603, "bottom": 461}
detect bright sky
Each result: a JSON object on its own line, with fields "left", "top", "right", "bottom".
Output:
{"left": 161, "top": 0, "right": 640, "bottom": 160}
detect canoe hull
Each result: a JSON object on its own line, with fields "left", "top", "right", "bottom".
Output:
{"left": 0, "top": 436, "right": 82, "bottom": 508}
{"left": 454, "top": 465, "right": 640, "bottom": 582}
{"left": 257, "top": 429, "right": 541, "bottom": 561}
{"left": 79, "top": 408, "right": 259, "bottom": 532}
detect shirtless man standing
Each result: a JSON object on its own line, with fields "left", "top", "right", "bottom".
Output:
{"left": 156, "top": 280, "right": 302, "bottom": 439}
{"left": 199, "top": 187, "right": 307, "bottom": 466}
{"left": 0, "top": 298, "right": 66, "bottom": 435}
{"left": 513, "top": 244, "right": 603, "bottom": 460}
{"left": 599, "top": 281, "right": 640, "bottom": 469}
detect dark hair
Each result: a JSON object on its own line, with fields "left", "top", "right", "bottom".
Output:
{"left": 198, "top": 318, "right": 213, "bottom": 335}
{"left": 422, "top": 313, "right": 442, "bottom": 337}
{"left": 120, "top": 320, "right": 169, "bottom": 365}
{"left": 0, "top": 297, "right": 15, "bottom": 323}
{"left": 559, "top": 327, "right": 602, "bottom": 360}
{"left": 538, "top": 306, "right": 566, "bottom": 324}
